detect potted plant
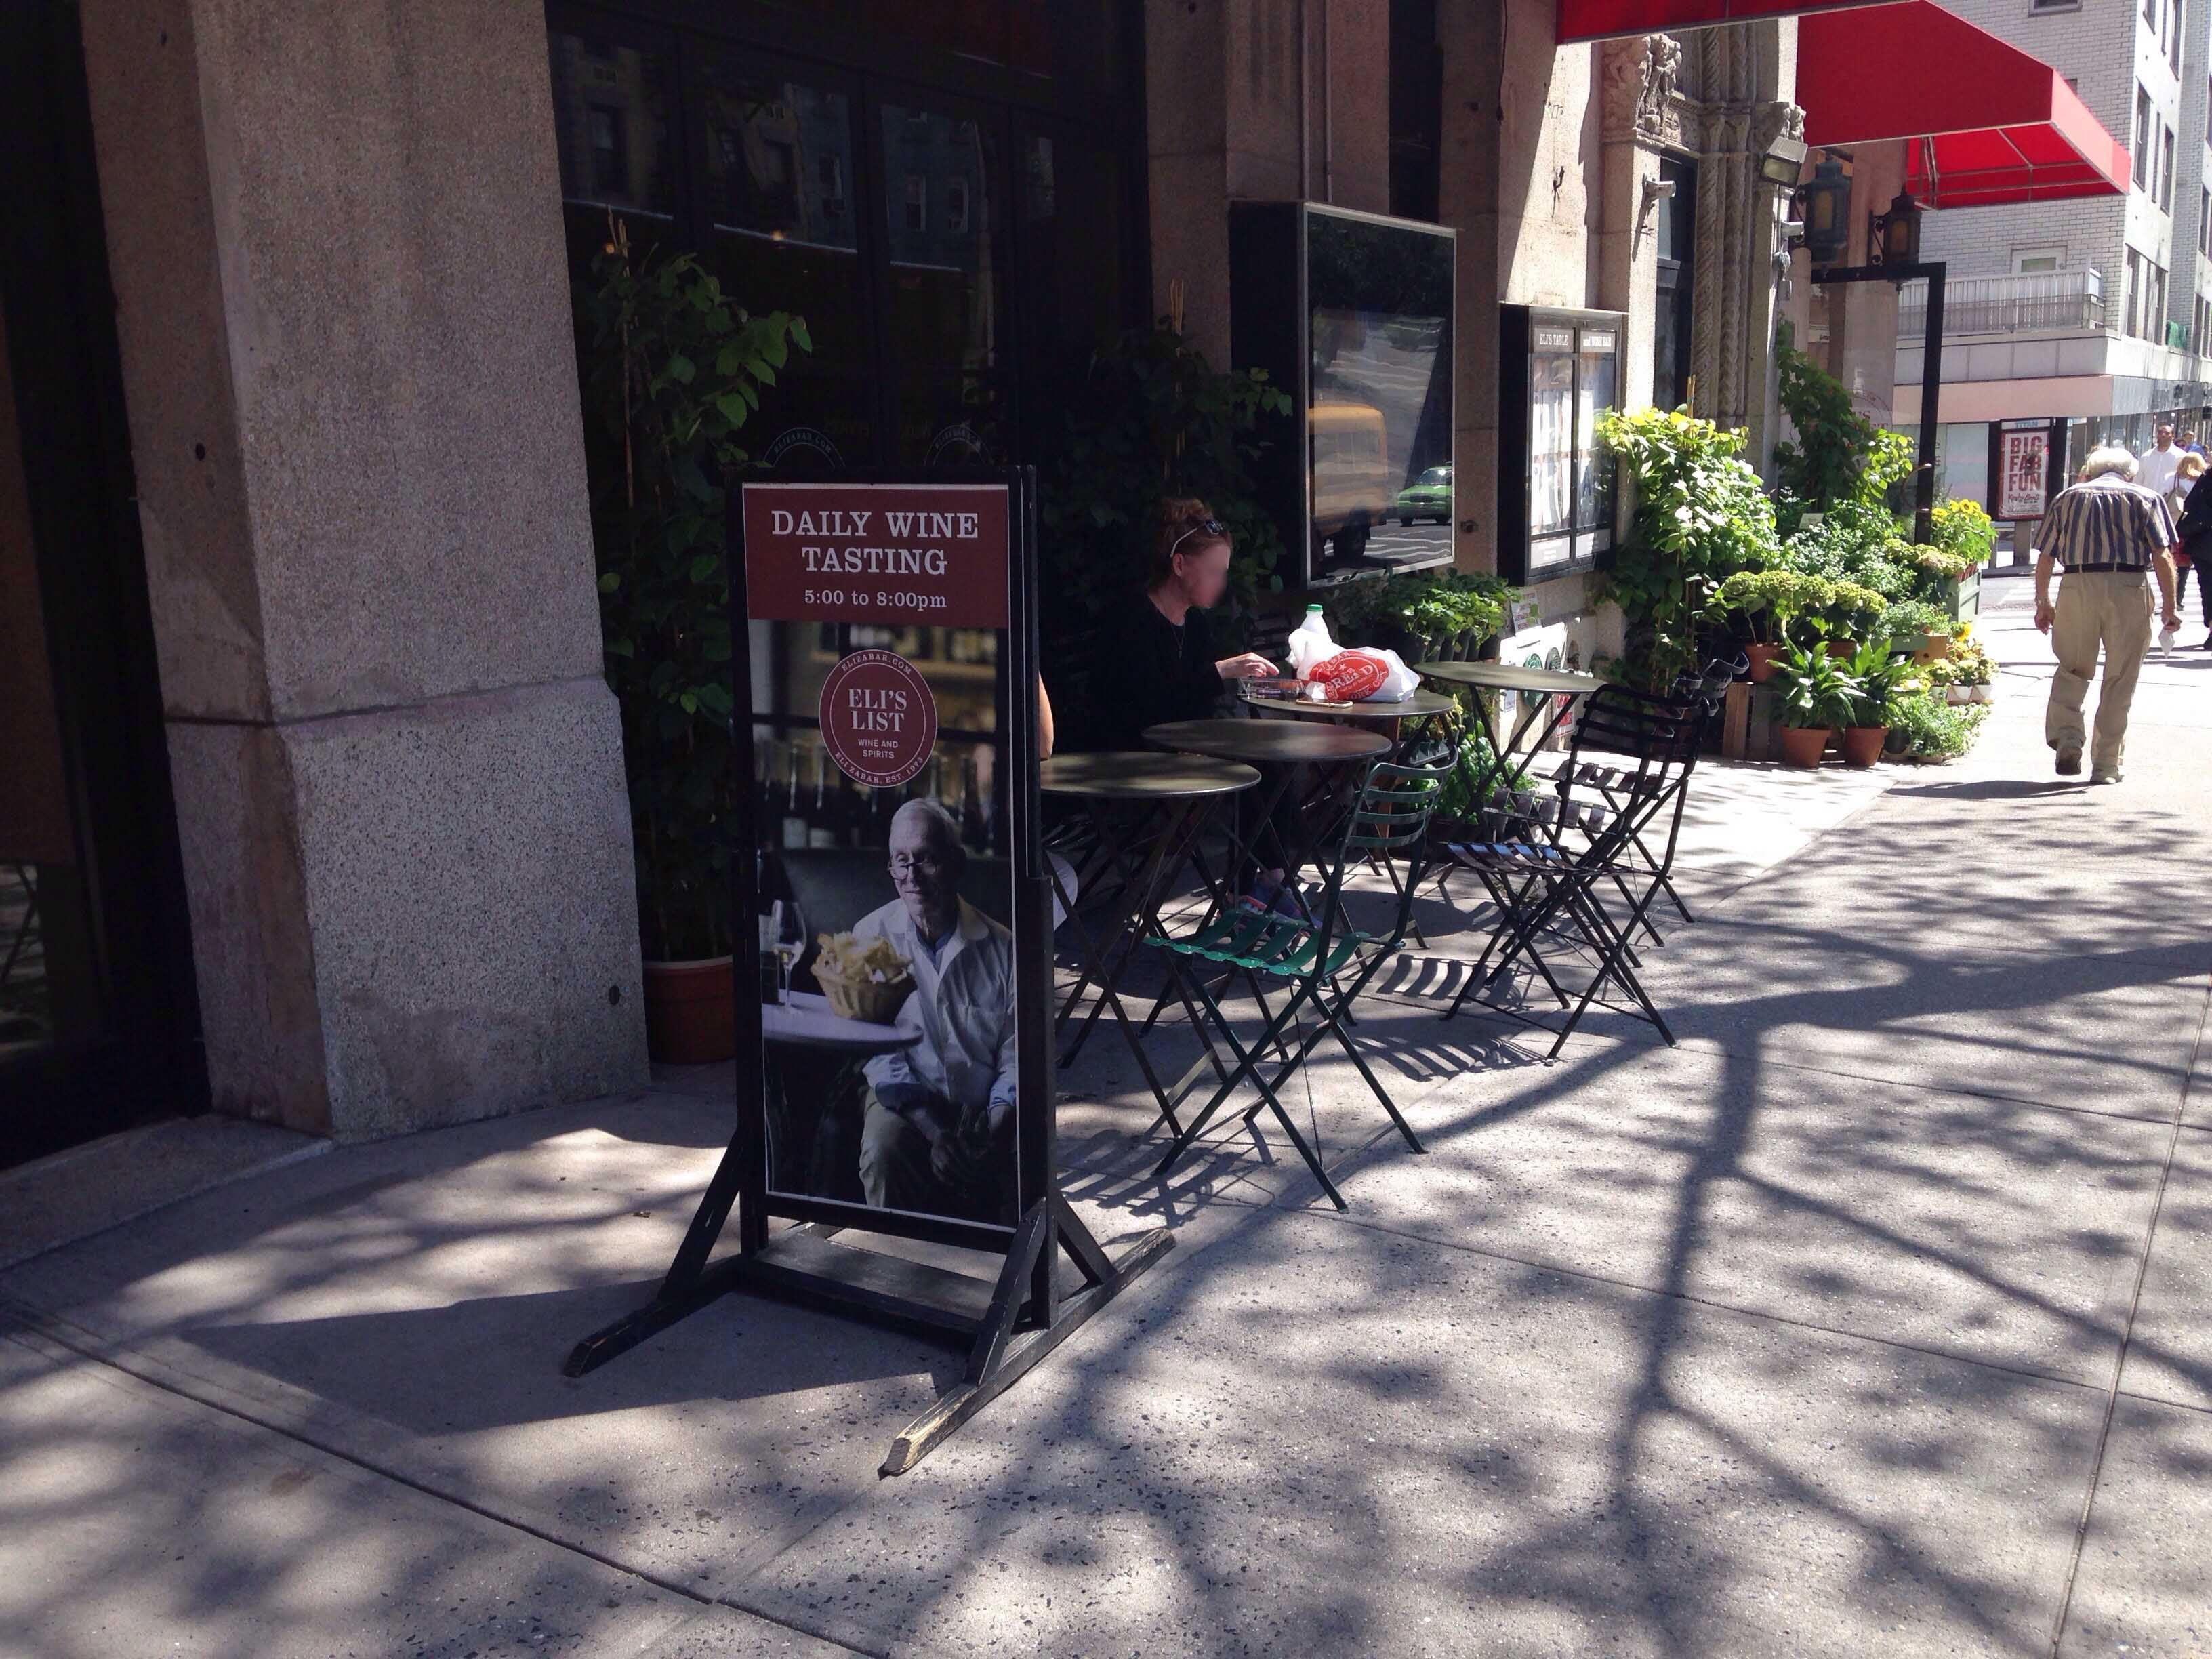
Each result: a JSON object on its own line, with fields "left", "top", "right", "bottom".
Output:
{"left": 1923, "top": 635, "right": 1995, "bottom": 703}
{"left": 580, "top": 225, "right": 811, "bottom": 1063}
{"left": 1823, "top": 580, "right": 1889, "bottom": 660}
{"left": 1770, "top": 639, "right": 1862, "bottom": 767}
{"left": 1882, "top": 598, "right": 1951, "bottom": 659}
{"left": 1839, "top": 638, "right": 1908, "bottom": 767}
{"left": 1708, "top": 571, "right": 1835, "bottom": 681}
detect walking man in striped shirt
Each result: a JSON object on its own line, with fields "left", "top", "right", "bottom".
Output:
{"left": 2032, "top": 445, "right": 2184, "bottom": 783}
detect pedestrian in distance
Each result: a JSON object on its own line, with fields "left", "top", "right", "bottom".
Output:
{"left": 2136, "top": 423, "right": 2183, "bottom": 504}
{"left": 2180, "top": 426, "right": 2205, "bottom": 456}
{"left": 2032, "top": 445, "right": 2184, "bottom": 783}
{"left": 2173, "top": 451, "right": 2212, "bottom": 642}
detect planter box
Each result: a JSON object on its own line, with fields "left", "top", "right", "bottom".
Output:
{"left": 1940, "top": 568, "right": 1981, "bottom": 623}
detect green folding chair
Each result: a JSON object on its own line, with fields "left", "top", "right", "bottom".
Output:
{"left": 1143, "top": 757, "right": 1454, "bottom": 1210}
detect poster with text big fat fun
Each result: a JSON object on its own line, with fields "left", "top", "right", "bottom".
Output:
{"left": 740, "top": 480, "right": 1025, "bottom": 1238}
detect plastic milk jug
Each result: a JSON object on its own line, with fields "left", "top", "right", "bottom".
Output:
{"left": 1287, "top": 604, "right": 1336, "bottom": 678}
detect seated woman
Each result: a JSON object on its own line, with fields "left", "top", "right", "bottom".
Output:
{"left": 1090, "top": 497, "right": 1298, "bottom": 910}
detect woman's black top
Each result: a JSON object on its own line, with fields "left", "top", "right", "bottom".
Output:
{"left": 1088, "top": 591, "right": 1225, "bottom": 751}
{"left": 2178, "top": 480, "right": 2212, "bottom": 552}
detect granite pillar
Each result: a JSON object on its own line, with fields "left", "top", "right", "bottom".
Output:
{"left": 77, "top": 0, "right": 646, "bottom": 1136}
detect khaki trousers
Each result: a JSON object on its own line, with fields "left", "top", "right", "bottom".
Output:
{"left": 2044, "top": 569, "right": 2152, "bottom": 773}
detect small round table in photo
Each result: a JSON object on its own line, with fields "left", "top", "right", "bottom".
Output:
{"left": 1040, "top": 751, "right": 1258, "bottom": 1118}
{"left": 760, "top": 990, "right": 919, "bottom": 1199}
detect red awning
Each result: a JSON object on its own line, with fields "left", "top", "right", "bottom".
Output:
{"left": 1558, "top": 0, "right": 1875, "bottom": 46}
{"left": 1797, "top": 2, "right": 2130, "bottom": 207}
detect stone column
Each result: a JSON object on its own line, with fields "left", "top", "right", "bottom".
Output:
{"left": 1145, "top": 0, "right": 1388, "bottom": 364}
{"left": 77, "top": 0, "right": 646, "bottom": 1138}
{"left": 1597, "top": 35, "right": 1678, "bottom": 417}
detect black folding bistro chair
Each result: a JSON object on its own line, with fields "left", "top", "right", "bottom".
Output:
{"left": 1440, "top": 684, "right": 1705, "bottom": 1058}
{"left": 1143, "top": 757, "right": 1455, "bottom": 1210}
{"left": 1541, "top": 654, "right": 1737, "bottom": 944}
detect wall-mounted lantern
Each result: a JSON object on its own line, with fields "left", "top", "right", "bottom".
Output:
{"left": 1870, "top": 188, "right": 1922, "bottom": 266}
{"left": 1797, "top": 156, "right": 1851, "bottom": 268}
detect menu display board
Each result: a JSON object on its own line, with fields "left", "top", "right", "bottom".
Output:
{"left": 1498, "top": 306, "right": 1623, "bottom": 583}
{"left": 737, "top": 477, "right": 1042, "bottom": 1245}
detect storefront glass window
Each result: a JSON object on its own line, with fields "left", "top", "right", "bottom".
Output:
{"left": 698, "top": 65, "right": 872, "bottom": 467}
{"left": 548, "top": 31, "right": 676, "bottom": 223}
{"left": 544, "top": 7, "right": 1134, "bottom": 474}
{"left": 1574, "top": 331, "right": 1616, "bottom": 548}
{"left": 882, "top": 104, "right": 1006, "bottom": 466}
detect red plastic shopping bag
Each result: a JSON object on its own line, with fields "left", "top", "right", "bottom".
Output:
{"left": 1306, "top": 650, "right": 1390, "bottom": 702}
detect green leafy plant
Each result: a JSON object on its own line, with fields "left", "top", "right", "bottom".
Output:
{"left": 1035, "top": 321, "right": 1293, "bottom": 640}
{"left": 580, "top": 224, "right": 810, "bottom": 960}
{"left": 1597, "top": 407, "right": 1785, "bottom": 689}
{"left": 1326, "top": 569, "right": 1518, "bottom": 659}
{"left": 1824, "top": 579, "right": 1889, "bottom": 642}
{"left": 1879, "top": 598, "right": 1950, "bottom": 644}
{"left": 1843, "top": 638, "right": 1912, "bottom": 726}
{"left": 1785, "top": 508, "right": 1919, "bottom": 601}
{"left": 1771, "top": 334, "right": 1916, "bottom": 532}
{"left": 1770, "top": 639, "right": 1863, "bottom": 730}
{"left": 1433, "top": 728, "right": 1532, "bottom": 823}
{"left": 1885, "top": 690, "right": 1988, "bottom": 759}
{"left": 1706, "top": 569, "right": 1836, "bottom": 644}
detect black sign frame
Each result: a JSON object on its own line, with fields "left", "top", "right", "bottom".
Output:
{"left": 565, "top": 466, "right": 1170, "bottom": 1475}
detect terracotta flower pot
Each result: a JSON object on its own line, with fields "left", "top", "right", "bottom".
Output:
{"left": 1744, "top": 642, "right": 1782, "bottom": 682}
{"left": 1826, "top": 638, "right": 1857, "bottom": 660}
{"left": 1916, "top": 633, "right": 1953, "bottom": 662}
{"left": 1778, "top": 724, "right": 1831, "bottom": 768}
{"left": 642, "top": 956, "right": 737, "bottom": 1065}
{"left": 1841, "top": 725, "right": 1889, "bottom": 769}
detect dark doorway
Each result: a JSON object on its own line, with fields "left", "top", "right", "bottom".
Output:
{"left": 0, "top": 1, "right": 205, "bottom": 1167}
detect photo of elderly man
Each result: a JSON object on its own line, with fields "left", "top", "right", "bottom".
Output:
{"left": 850, "top": 798, "right": 1018, "bottom": 1226}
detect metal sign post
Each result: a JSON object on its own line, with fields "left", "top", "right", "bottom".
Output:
{"left": 565, "top": 468, "right": 1170, "bottom": 1475}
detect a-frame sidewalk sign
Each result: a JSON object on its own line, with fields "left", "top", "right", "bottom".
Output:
{"left": 565, "top": 467, "right": 1171, "bottom": 1475}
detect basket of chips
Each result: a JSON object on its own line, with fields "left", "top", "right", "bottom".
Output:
{"left": 811, "top": 931, "right": 915, "bottom": 1025}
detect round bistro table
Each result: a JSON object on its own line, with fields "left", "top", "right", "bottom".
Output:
{"left": 1416, "top": 659, "right": 1603, "bottom": 805}
{"left": 1041, "top": 751, "right": 1259, "bottom": 1122}
{"left": 1143, "top": 718, "right": 1389, "bottom": 894}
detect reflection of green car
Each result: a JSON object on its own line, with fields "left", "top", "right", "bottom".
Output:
{"left": 1392, "top": 465, "right": 1452, "bottom": 525}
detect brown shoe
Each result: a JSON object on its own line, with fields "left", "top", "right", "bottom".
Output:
{"left": 2055, "top": 746, "right": 2083, "bottom": 776}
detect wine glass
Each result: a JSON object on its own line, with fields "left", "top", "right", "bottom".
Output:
{"left": 775, "top": 902, "right": 806, "bottom": 1006}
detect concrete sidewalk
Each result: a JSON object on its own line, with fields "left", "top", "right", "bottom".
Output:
{"left": 4, "top": 584, "right": 2207, "bottom": 1658}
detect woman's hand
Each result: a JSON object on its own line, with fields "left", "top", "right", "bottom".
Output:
{"left": 1214, "top": 652, "right": 1279, "bottom": 681}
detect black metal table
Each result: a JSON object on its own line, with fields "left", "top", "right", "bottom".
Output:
{"left": 1238, "top": 684, "right": 1460, "bottom": 754}
{"left": 1416, "top": 659, "right": 1602, "bottom": 812}
{"left": 1141, "top": 718, "right": 1391, "bottom": 899}
{"left": 1238, "top": 687, "right": 1461, "bottom": 937}
{"left": 1042, "top": 751, "right": 1258, "bottom": 1126}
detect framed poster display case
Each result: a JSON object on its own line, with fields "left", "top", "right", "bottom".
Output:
{"left": 1229, "top": 201, "right": 1458, "bottom": 590}
{"left": 1497, "top": 304, "right": 1623, "bottom": 585}
{"left": 1987, "top": 417, "right": 2066, "bottom": 524}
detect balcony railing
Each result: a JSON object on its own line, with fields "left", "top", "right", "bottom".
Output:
{"left": 1896, "top": 270, "right": 2104, "bottom": 337}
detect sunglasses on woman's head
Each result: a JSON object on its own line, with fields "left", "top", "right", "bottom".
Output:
{"left": 1169, "top": 518, "right": 1227, "bottom": 557}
